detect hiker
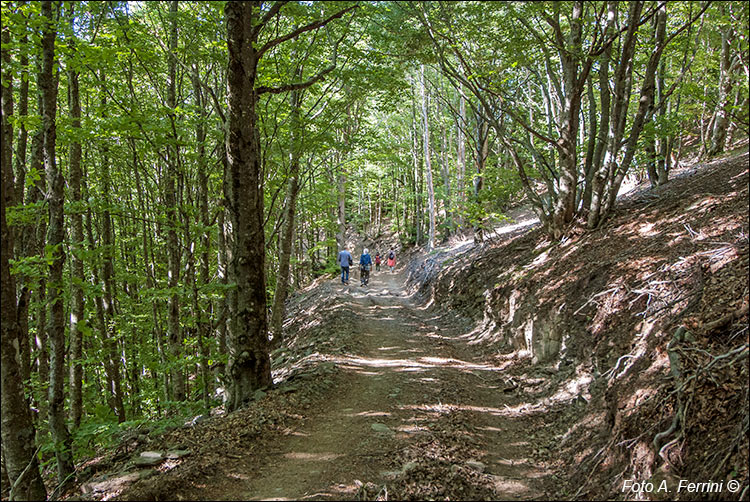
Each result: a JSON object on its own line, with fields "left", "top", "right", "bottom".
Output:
{"left": 359, "top": 248, "right": 373, "bottom": 286}
{"left": 374, "top": 252, "right": 381, "bottom": 272}
{"left": 387, "top": 247, "right": 396, "bottom": 273}
{"left": 337, "top": 247, "right": 353, "bottom": 285}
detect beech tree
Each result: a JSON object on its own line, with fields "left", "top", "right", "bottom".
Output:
{"left": 224, "top": 0, "right": 356, "bottom": 410}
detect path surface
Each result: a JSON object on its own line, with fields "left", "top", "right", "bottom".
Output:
{"left": 209, "top": 271, "right": 549, "bottom": 500}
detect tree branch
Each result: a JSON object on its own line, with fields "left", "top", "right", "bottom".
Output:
{"left": 257, "top": 64, "right": 334, "bottom": 95}
{"left": 255, "top": 1, "right": 289, "bottom": 36}
{"left": 256, "top": 4, "right": 358, "bottom": 60}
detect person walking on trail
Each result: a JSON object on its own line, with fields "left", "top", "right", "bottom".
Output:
{"left": 359, "top": 248, "right": 373, "bottom": 286}
{"left": 337, "top": 247, "right": 353, "bottom": 285}
{"left": 374, "top": 252, "right": 381, "bottom": 272}
{"left": 387, "top": 247, "right": 396, "bottom": 273}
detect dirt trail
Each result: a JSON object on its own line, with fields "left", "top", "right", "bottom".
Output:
{"left": 210, "top": 271, "right": 549, "bottom": 500}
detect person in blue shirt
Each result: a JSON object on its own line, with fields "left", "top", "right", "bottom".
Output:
{"left": 337, "top": 247, "right": 353, "bottom": 285}
{"left": 359, "top": 248, "right": 373, "bottom": 286}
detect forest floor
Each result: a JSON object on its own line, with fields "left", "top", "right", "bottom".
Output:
{"left": 65, "top": 144, "right": 748, "bottom": 501}
{"left": 78, "top": 269, "right": 556, "bottom": 501}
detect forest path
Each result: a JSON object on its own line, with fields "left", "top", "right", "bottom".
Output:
{"left": 211, "top": 270, "right": 549, "bottom": 500}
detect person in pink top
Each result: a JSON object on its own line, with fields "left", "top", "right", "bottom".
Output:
{"left": 386, "top": 247, "right": 396, "bottom": 273}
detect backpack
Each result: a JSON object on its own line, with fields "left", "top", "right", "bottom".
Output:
{"left": 375, "top": 255, "right": 381, "bottom": 264}
{"left": 388, "top": 251, "right": 395, "bottom": 260}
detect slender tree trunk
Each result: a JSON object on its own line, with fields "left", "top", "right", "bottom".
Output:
{"left": 271, "top": 83, "right": 303, "bottom": 346}
{"left": 411, "top": 78, "right": 422, "bottom": 245}
{"left": 440, "top": 107, "right": 452, "bottom": 234}
{"left": 166, "top": 0, "right": 185, "bottom": 403}
{"left": 192, "top": 67, "right": 212, "bottom": 410}
{"left": 708, "top": 7, "right": 735, "bottom": 157}
{"left": 420, "top": 65, "right": 436, "bottom": 250}
{"left": 68, "top": 9, "right": 85, "bottom": 429}
{"left": 84, "top": 164, "right": 123, "bottom": 420}
{"left": 602, "top": 1, "right": 666, "bottom": 217}
{"left": 588, "top": 1, "right": 641, "bottom": 229}
{"left": 29, "top": 95, "right": 49, "bottom": 421}
{"left": 216, "top": 207, "right": 228, "bottom": 383}
{"left": 581, "top": 76, "right": 598, "bottom": 210}
{"left": 98, "top": 71, "right": 127, "bottom": 423}
{"left": 473, "top": 114, "right": 489, "bottom": 243}
{"left": 548, "top": 1, "right": 584, "bottom": 239}
{"left": 12, "top": 21, "right": 33, "bottom": 388}
{"left": 336, "top": 143, "right": 347, "bottom": 248}
{"left": 41, "top": 0, "right": 75, "bottom": 481}
{"left": 456, "top": 91, "right": 466, "bottom": 229}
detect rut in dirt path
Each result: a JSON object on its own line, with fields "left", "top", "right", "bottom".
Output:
{"left": 223, "top": 271, "right": 549, "bottom": 501}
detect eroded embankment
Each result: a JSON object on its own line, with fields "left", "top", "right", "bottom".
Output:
{"left": 405, "top": 151, "right": 749, "bottom": 500}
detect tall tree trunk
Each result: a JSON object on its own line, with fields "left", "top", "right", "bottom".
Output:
{"left": 411, "top": 78, "right": 422, "bottom": 245}
{"left": 1, "top": 61, "right": 47, "bottom": 500}
{"left": 12, "top": 20, "right": 33, "bottom": 388}
{"left": 67, "top": 6, "right": 85, "bottom": 430}
{"left": 166, "top": 0, "right": 185, "bottom": 402}
{"left": 708, "top": 5, "right": 735, "bottom": 157}
{"left": 191, "top": 67, "right": 212, "bottom": 410}
{"left": 473, "top": 113, "right": 489, "bottom": 243}
{"left": 41, "top": 0, "right": 75, "bottom": 481}
{"left": 581, "top": 76, "right": 598, "bottom": 210}
{"left": 98, "top": 71, "right": 127, "bottom": 423}
{"left": 456, "top": 90, "right": 466, "bottom": 229}
{"left": 548, "top": 1, "right": 585, "bottom": 239}
{"left": 420, "top": 65, "right": 436, "bottom": 250}
{"left": 440, "top": 106, "right": 453, "bottom": 234}
{"left": 225, "top": 1, "right": 273, "bottom": 410}
{"left": 336, "top": 164, "right": 347, "bottom": 250}
{"left": 588, "top": 0, "right": 641, "bottom": 229}
{"left": 216, "top": 206, "right": 228, "bottom": 383}
{"left": 602, "top": 1, "right": 667, "bottom": 217}
{"left": 270, "top": 84, "right": 303, "bottom": 346}
{"left": 30, "top": 92, "right": 49, "bottom": 421}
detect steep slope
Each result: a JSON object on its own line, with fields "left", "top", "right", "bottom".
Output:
{"left": 405, "top": 149, "right": 749, "bottom": 500}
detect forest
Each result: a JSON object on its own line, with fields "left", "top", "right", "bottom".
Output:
{"left": 1, "top": 1, "right": 748, "bottom": 500}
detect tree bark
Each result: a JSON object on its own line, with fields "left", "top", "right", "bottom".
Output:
{"left": 98, "top": 71, "right": 127, "bottom": 423}
{"left": 41, "top": 0, "right": 75, "bottom": 481}
{"left": 12, "top": 19, "right": 33, "bottom": 388}
{"left": 708, "top": 5, "right": 735, "bottom": 157}
{"left": 166, "top": 0, "right": 186, "bottom": 402}
{"left": 216, "top": 203, "right": 228, "bottom": 383}
{"left": 588, "top": 0, "right": 641, "bottom": 229}
{"left": 456, "top": 90, "right": 466, "bottom": 228}
{"left": 270, "top": 83, "right": 303, "bottom": 347}
{"left": 547, "top": 1, "right": 586, "bottom": 239}
{"left": 191, "top": 66, "right": 212, "bottom": 410}
{"left": 1, "top": 14, "right": 48, "bottom": 501}
{"left": 224, "top": 0, "right": 352, "bottom": 409}
{"left": 225, "top": 1, "right": 273, "bottom": 410}
{"left": 602, "top": 1, "right": 667, "bottom": 218}
{"left": 473, "top": 113, "right": 489, "bottom": 243}
{"left": 29, "top": 93, "right": 48, "bottom": 419}
{"left": 67, "top": 5, "right": 85, "bottom": 430}
{"left": 420, "top": 65, "right": 436, "bottom": 250}
{"left": 1, "top": 101, "right": 48, "bottom": 502}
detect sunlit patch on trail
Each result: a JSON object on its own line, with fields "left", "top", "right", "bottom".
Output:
{"left": 283, "top": 452, "right": 343, "bottom": 461}
{"left": 352, "top": 410, "right": 391, "bottom": 417}
{"left": 330, "top": 354, "right": 509, "bottom": 374}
